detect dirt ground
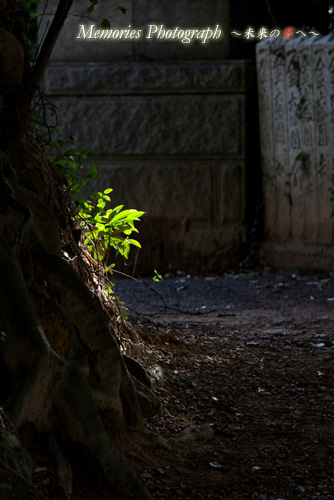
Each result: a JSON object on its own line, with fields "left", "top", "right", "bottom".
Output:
{"left": 2, "top": 268, "right": 334, "bottom": 500}
{"left": 114, "top": 268, "right": 334, "bottom": 500}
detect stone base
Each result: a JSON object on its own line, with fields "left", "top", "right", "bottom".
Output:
{"left": 261, "top": 241, "right": 334, "bottom": 271}
{"left": 111, "top": 222, "right": 245, "bottom": 275}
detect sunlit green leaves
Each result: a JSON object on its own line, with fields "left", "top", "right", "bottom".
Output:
{"left": 33, "top": 103, "right": 144, "bottom": 290}
{"left": 153, "top": 269, "right": 162, "bottom": 282}
{"left": 51, "top": 140, "right": 144, "bottom": 263}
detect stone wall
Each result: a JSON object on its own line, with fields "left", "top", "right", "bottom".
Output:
{"left": 41, "top": 0, "right": 258, "bottom": 274}
{"left": 256, "top": 35, "right": 334, "bottom": 269}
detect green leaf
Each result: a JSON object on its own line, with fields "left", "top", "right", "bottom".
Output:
{"left": 153, "top": 269, "right": 162, "bottom": 282}
{"left": 76, "top": 197, "right": 89, "bottom": 207}
{"left": 101, "top": 18, "right": 111, "bottom": 29}
{"left": 111, "top": 209, "right": 141, "bottom": 223}
{"left": 116, "top": 6, "right": 127, "bottom": 14}
{"left": 89, "top": 165, "right": 98, "bottom": 179}
{"left": 128, "top": 239, "right": 141, "bottom": 248}
{"left": 106, "top": 206, "right": 124, "bottom": 219}
{"left": 64, "top": 148, "right": 76, "bottom": 156}
{"left": 90, "top": 193, "right": 100, "bottom": 200}
{"left": 32, "top": 109, "right": 40, "bottom": 123}
{"left": 87, "top": 5, "right": 94, "bottom": 13}
{"left": 123, "top": 241, "right": 130, "bottom": 259}
{"left": 294, "top": 152, "right": 304, "bottom": 162}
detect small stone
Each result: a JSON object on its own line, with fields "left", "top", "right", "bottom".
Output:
{"left": 140, "top": 472, "right": 153, "bottom": 479}
{"left": 209, "top": 461, "right": 222, "bottom": 469}
{"left": 178, "top": 424, "right": 215, "bottom": 442}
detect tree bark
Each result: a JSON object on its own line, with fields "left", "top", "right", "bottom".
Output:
{"left": 0, "top": 2, "right": 156, "bottom": 498}
{"left": 28, "top": 0, "right": 75, "bottom": 91}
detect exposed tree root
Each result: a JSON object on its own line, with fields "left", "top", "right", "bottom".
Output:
{"left": 0, "top": 134, "right": 157, "bottom": 500}
{"left": 0, "top": 225, "right": 154, "bottom": 499}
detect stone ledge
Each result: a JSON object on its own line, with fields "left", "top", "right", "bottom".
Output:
{"left": 49, "top": 94, "right": 245, "bottom": 156}
{"left": 43, "top": 61, "right": 255, "bottom": 95}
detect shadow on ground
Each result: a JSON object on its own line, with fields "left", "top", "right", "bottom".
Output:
{"left": 112, "top": 269, "right": 334, "bottom": 500}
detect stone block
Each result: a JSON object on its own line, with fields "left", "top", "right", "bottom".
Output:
{"left": 256, "top": 35, "right": 334, "bottom": 249}
{"left": 218, "top": 164, "right": 244, "bottom": 223}
{"left": 43, "top": 60, "right": 254, "bottom": 95}
{"left": 85, "top": 159, "right": 245, "bottom": 224}
{"left": 87, "top": 160, "right": 212, "bottom": 220}
{"left": 48, "top": 94, "right": 244, "bottom": 157}
{"left": 184, "top": 229, "right": 242, "bottom": 258}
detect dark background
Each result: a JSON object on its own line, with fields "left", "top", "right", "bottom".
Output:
{"left": 230, "top": 0, "right": 331, "bottom": 58}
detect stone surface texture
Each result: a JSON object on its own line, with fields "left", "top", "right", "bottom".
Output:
{"left": 256, "top": 35, "right": 334, "bottom": 269}
{"left": 43, "top": 61, "right": 252, "bottom": 94}
{"left": 48, "top": 94, "right": 244, "bottom": 156}
{"left": 41, "top": 0, "right": 259, "bottom": 273}
{"left": 39, "top": 0, "right": 134, "bottom": 61}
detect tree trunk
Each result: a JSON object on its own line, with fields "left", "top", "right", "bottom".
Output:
{"left": 0, "top": 2, "right": 155, "bottom": 499}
